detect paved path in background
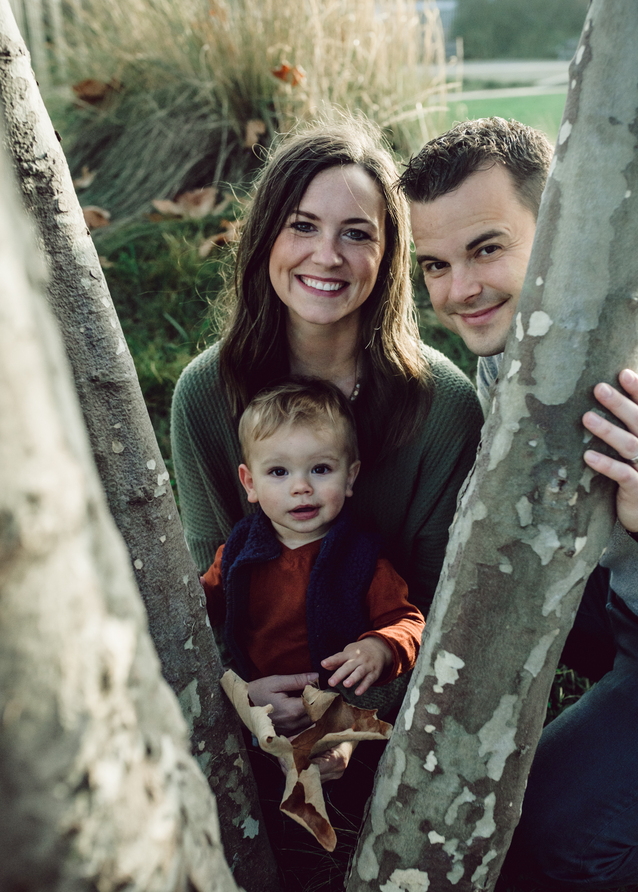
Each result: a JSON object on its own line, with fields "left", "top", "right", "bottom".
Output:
{"left": 450, "top": 59, "right": 570, "bottom": 86}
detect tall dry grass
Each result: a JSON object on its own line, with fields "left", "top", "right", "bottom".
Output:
{"left": 58, "top": 0, "right": 451, "bottom": 217}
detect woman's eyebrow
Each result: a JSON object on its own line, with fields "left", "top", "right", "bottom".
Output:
{"left": 293, "top": 209, "right": 375, "bottom": 226}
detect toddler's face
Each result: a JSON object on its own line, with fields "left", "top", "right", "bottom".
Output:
{"left": 238, "top": 422, "right": 360, "bottom": 548}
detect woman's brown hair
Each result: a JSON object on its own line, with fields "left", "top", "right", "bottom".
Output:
{"left": 219, "top": 114, "right": 431, "bottom": 462}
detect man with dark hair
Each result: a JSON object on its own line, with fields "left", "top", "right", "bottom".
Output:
{"left": 401, "top": 117, "right": 638, "bottom": 889}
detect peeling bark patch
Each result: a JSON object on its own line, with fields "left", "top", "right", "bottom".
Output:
{"left": 445, "top": 787, "right": 476, "bottom": 825}
{"left": 425, "top": 725, "right": 436, "bottom": 733}
{"left": 535, "top": 276, "right": 544, "bottom": 286}
{"left": 446, "top": 862, "right": 464, "bottom": 885}
{"left": 542, "top": 560, "right": 587, "bottom": 616}
{"left": 559, "top": 120, "right": 573, "bottom": 145}
{"left": 530, "top": 524, "right": 561, "bottom": 565}
{"left": 184, "top": 636, "right": 194, "bottom": 650}
{"left": 433, "top": 650, "right": 465, "bottom": 692}
{"left": 469, "top": 793, "right": 497, "bottom": 841}
{"left": 478, "top": 696, "right": 517, "bottom": 780}
{"left": 524, "top": 630, "right": 560, "bottom": 677}
{"left": 625, "top": 190, "right": 632, "bottom": 199}
{"left": 357, "top": 747, "right": 406, "bottom": 881}
{"left": 576, "top": 44, "right": 585, "bottom": 64}
{"left": 516, "top": 314, "right": 524, "bottom": 341}
{"left": 499, "top": 558, "right": 513, "bottom": 574}
{"left": 580, "top": 467, "right": 595, "bottom": 492}
{"left": 403, "top": 685, "right": 421, "bottom": 731}
{"left": 111, "top": 440, "right": 124, "bottom": 454}
{"left": 516, "top": 497, "right": 533, "bottom": 527}
{"left": 471, "top": 848, "right": 499, "bottom": 885}
{"left": 116, "top": 338, "right": 126, "bottom": 355}
{"left": 146, "top": 459, "right": 156, "bottom": 470}
{"left": 178, "top": 679, "right": 202, "bottom": 734}
{"left": 133, "top": 559, "right": 143, "bottom": 570}
{"left": 425, "top": 703, "right": 440, "bottom": 715}
{"left": 428, "top": 830, "right": 445, "bottom": 844}
{"left": 241, "top": 816, "right": 259, "bottom": 839}
{"left": 157, "top": 471, "right": 169, "bottom": 485}
{"left": 507, "top": 360, "right": 521, "bottom": 379}
{"left": 381, "top": 868, "right": 430, "bottom": 892}
{"left": 527, "top": 311, "right": 552, "bottom": 337}
{"left": 424, "top": 751, "right": 438, "bottom": 772}
{"left": 574, "top": 536, "right": 587, "bottom": 555}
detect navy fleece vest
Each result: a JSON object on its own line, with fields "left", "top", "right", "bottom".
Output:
{"left": 220, "top": 508, "right": 382, "bottom": 686}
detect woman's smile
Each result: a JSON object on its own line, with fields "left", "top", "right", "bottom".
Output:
{"left": 269, "top": 164, "right": 386, "bottom": 330}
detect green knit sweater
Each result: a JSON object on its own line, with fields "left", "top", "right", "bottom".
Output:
{"left": 170, "top": 343, "right": 484, "bottom": 615}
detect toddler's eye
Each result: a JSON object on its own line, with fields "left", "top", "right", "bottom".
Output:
{"left": 269, "top": 467, "right": 288, "bottom": 477}
{"left": 312, "top": 464, "right": 331, "bottom": 475}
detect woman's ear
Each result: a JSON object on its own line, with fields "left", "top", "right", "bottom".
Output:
{"left": 345, "top": 460, "right": 361, "bottom": 498}
{"left": 238, "top": 463, "right": 259, "bottom": 503}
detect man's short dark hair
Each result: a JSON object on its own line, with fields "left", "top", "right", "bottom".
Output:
{"left": 399, "top": 117, "right": 554, "bottom": 219}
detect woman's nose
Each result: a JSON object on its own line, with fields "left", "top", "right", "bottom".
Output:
{"left": 312, "top": 233, "right": 342, "bottom": 267}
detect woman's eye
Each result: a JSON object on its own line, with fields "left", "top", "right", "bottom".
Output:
{"left": 344, "top": 228, "right": 370, "bottom": 241}
{"left": 290, "top": 221, "right": 315, "bottom": 234}
{"left": 312, "top": 464, "right": 331, "bottom": 475}
{"left": 269, "top": 467, "right": 288, "bottom": 477}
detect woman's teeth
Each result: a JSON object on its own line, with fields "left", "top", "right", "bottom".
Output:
{"left": 300, "top": 276, "right": 344, "bottom": 292}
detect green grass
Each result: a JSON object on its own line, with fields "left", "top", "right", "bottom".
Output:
{"left": 447, "top": 90, "right": 568, "bottom": 143}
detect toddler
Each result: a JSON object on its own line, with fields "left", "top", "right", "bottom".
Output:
{"left": 201, "top": 379, "right": 424, "bottom": 703}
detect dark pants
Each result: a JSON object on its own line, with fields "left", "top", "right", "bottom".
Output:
{"left": 505, "top": 566, "right": 638, "bottom": 889}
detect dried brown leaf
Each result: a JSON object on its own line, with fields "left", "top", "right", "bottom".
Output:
{"left": 72, "top": 78, "right": 120, "bottom": 105}
{"left": 152, "top": 187, "right": 219, "bottom": 220}
{"left": 244, "top": 118, "right": 267, "bottom": 148}
{"left": 220, "top": 671, "right": 391, "bottom": 851}
{"left": 73, "top": 165, "right": 96, "bottom": 190}
{"left": 83, "top": 206, "right": 111, "bottom": 230}
{"left": 198, "top": 219, "right": 240, "bottom": 257}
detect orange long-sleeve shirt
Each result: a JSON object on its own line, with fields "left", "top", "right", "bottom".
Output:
{"left": 201, "top": 538, "right": 425, "bottom": 683}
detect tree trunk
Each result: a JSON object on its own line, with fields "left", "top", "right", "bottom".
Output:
{"left": 347, "top": 2, "right": 638, "bottom": 890}
{"left": 0, "top": 5, "right": 280, "bottom": 889}
{"left": 0, "top": 117, "right": 241, "bottom": 892}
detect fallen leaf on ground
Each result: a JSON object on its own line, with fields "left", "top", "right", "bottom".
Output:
{"left": 221, "top": 670, "right": 392, "bottom": 851}
{"left": 198, "top": 219, "right": 240, "bottom": 257}
{"left": 244, "top": 118, "right": 267, "bottom": 148}
{"left": 83, "top": 206, "right": 111, "bottom": 230}
{"left": 271, "top": 62, "right": 292, "bottom": 81}
{"left": 99, "top": 255, "right": 114, "bottom": 269}
{"left": 72, "top": 78, "right": 121, "bottom": 105}
{"left": 73, "top": 165, "right": 96, "bottom": 190}
{"left": 152, "top": 186, "right": 219, "bottom": 219}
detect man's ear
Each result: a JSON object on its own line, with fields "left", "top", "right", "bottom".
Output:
{"left": 238, "top": 463, "right": 259, "bottom": 503}
{"left": 345, "top": 460, "right": 361, "bottom": 498}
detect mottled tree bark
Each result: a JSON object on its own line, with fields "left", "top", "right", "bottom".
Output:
{"left": 0, "top": 118, "right": 241, "bottom": 892}
{"left": 348, "top": 2, "right": 638, "bottom": 890}
{"left": 0, "top": 4, "right": 279, "bottom": 889}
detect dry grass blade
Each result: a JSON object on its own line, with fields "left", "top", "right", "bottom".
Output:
{"left": 53, "top": 0, "right": 450, "bottom": 218}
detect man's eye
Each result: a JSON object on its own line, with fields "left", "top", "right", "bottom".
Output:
{"left": 312, "top": 464, "right": 331, "bottom": 475}
{"left": 478, "top": 244, "right": 500, "bottom": 257}
{"left": 269, "top": 467, "right": 288, "bottom": 477}
{"left": 424, "top": 261, "right": 447, "bottom": 274}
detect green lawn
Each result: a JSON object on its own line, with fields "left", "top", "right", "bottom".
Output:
{"left": 446, "top": 90, "right": 568, "bottom": 143}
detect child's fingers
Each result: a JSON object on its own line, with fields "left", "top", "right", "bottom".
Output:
{"left": 321, "top": 651, "right": 346, "bottom": 670}
{"left": 327, "top": 659, "right": 361, "bottom": 688}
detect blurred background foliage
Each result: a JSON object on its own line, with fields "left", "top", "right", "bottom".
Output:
{"left": 454, "top": 0, "right": 590, "bottom": 60}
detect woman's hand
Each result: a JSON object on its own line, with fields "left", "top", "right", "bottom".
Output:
{"left": 321, "top": 637, "right": 392, "bottom": 696}
{"left": 247, "top": 672, "right": 318, "bottom": 736}
{"left": 583, "top": 370, "right": 638, "bottom": 533}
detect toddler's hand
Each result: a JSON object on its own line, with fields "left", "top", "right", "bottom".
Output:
{"left": 321, "top": 638, "right": 392, "bottom": 696}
